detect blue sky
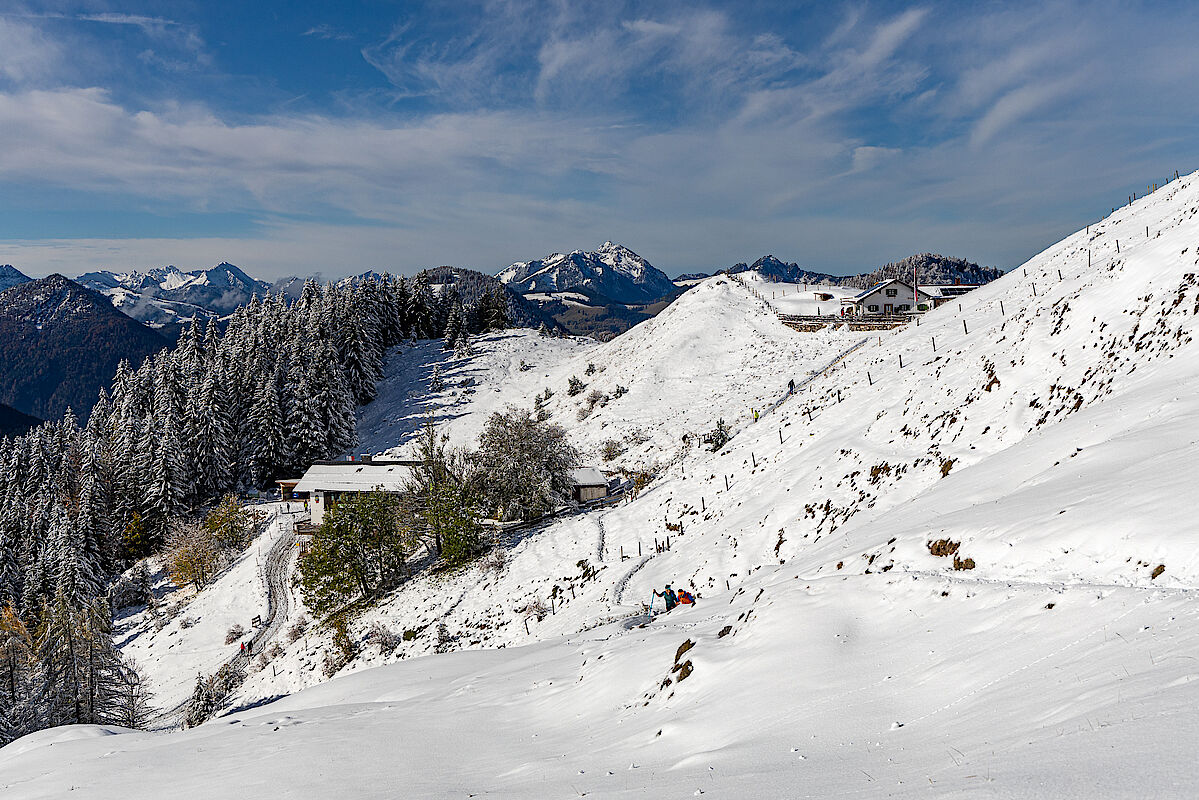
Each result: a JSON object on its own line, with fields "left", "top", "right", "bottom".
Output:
{"left": 0, "top": 1, "right": 1196, "bottom": 279}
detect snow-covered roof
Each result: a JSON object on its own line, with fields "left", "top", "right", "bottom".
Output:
{"left": 294, "top": 462, "right": 413, "bottom": 494}
{"left": 570, "top": 467, "right": 607, "bottom": 487}
{"left": 850, "top": 279, "right": 912, "bottom": 300}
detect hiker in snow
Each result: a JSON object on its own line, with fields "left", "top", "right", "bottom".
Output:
{"left": 239, "top": 642, "right": 245, "bottom": 656}
{"left": 676, "top": 589, "right": 696, "bottom": 607}
{"left": 752, "top": 408, "right": 759, "bottom": 423}
{"left": 788, "top": 378, "right": 795, "bottom": 395}
{"left": 654, "top": 585, "right": 678, "bottom": 612}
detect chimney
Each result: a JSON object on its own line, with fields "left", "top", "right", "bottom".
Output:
{"left": 360, "top": 454, "right": 373, "bottom": 464}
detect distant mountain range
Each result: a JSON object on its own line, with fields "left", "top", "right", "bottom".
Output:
{"left": 497, "top": 242, "right": 678, "bottom": 305}
{"left": 0, "top": 275, "right": 167, "bottom": 421}
{"left": 715, "top": 253, "right": 1005, "bottom": 289}
{"left": 76, "top": 263, "right": 282, "bottom": 326}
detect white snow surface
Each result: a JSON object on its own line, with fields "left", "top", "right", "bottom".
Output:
{"left": 8, "top": 173, "right": 1199, "bottom": 797}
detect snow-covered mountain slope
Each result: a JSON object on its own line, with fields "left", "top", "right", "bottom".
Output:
{"left": 359, "top": 276, "right": 860, "bottom": 469}
{"left": 77, "top": 262, "right": 271, "bottom": 325}
{"left": 498, "top": 241, "right": 678, "bottom": 303}
{"left": 0, "top": 264, "right": 30, "bottom": 292}
{"left": 8, "top": 172, "right": 1199, "bottom": 798}
{"left": 112, "top": 508, "right": 292, "bottom": 714}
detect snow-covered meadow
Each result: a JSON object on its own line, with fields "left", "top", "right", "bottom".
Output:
{"left": 6, "top": 172, "right": 1199, "bottom": 797}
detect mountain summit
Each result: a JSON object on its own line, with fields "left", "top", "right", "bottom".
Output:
{"left": 497, "top": 242, "right": 677, "bottom": 304}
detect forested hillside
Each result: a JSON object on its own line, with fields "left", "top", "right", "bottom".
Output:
{"left": 0, "top": 276, "right": 168, "bottom": 420}
{"left": 0, "top": 272, "right": 513, "bottom": 745}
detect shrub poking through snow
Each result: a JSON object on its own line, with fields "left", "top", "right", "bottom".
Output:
{"left": 435, "top": 623, "right": 454, "bottom": 654}
{"left": 224, "top": 624, "right": 245, "bottom": 645}
{"left": 600, "top": 439, "right": 624, "bottom": 462}
{"left": 481, "top": 547, "right": 508, "bottom": 574}
{"left": 953, "top": 555, "right": 976, "bottom": 570}
{"left": 286, "top": 615, "right": 309, "bottom": 643}
{"left": 927, "top": 539, "right": 960, "bottom": 557}
{"left": 1151, "top": 564, "right": 1166, "bottom": 579}
{"left": 567, "top": 376, "right": 585, "bottom": 396}
{"left": 366, "top": 622, "right": 402, "bottom": 654}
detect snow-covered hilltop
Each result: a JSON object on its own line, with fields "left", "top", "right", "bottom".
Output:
{"left": 497, "top": 241, "right": 678, "bottom": 304}
{"left": 6, "top": 172, "right": 1199, "bottom": 798}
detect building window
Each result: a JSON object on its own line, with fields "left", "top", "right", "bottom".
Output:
{"left": 885, "top": 288, "right": 898, "bottom": 297}
{"left": 867, "top": 304, "right": 879, "bottom": 312}
{"left": 917, "top": 303, "right": 929, "bottom": 311}
{"left": 899, "top": 304, "right": 910, "bottom": 311}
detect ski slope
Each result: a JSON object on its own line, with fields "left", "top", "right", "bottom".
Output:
{"left": 6, "top": 172, "right": 1199, "bottom": 797}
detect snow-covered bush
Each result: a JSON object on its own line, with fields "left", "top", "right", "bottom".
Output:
{"left": 473, "top": 408, "right": 580, "bottom": 521}
{"left": 600, "top": 439, "right": 625, "bottom": 462}
{"left": 434, "top": 623, "right": 455, "bottom": 654}
{"left": 286, "top": 615, "right": 309, "bottom": 643}
{"left": 480, "top": 546, "right": 508, "bottom": 574}
{"left": 366, "top": 622, "right": 402, "bottom": 654}
{"left": 584, "top": 363, "right": 597, "bottom": 376}
{"left": 224, "top": 624, "right": 246, "bottom": 645}
{"left": 108, "top": 563, "right": 152, "bottom": 611}
{"left": 567, "top": 376, "right": 585, "bottom": 396}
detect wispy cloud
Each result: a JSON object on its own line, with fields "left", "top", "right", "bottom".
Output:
{"left": 303, "top": 24, "right": 352, "bottom": 42}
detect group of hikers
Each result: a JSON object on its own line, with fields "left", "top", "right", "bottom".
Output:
{"left": 652, "top": 584, "right": 696, "bottom": 614}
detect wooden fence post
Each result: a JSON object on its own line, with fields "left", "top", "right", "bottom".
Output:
{"left": 1000, "top": 300, "right": 1005, "bottom": 316}
{"left": 898, "top": 354, "right": 903, "bottom": 368}
{"left": 963, "top": 320, "right": 968, "bottom": 335}
{"left": 867, "top": 371, "right": 872, "bottom": 385}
